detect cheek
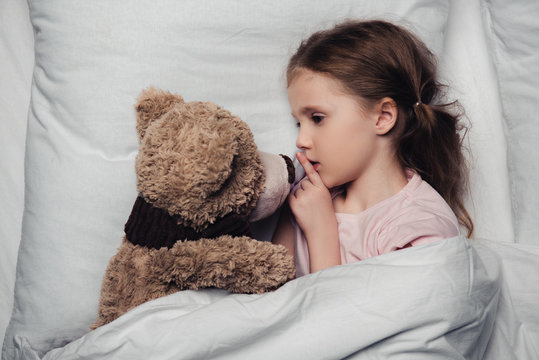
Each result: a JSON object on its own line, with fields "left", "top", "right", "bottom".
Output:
{"left": 329, "top": 128, "right": 362, "bottom": 155}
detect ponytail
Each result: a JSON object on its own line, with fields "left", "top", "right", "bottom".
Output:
{"left": 400, "top": 100, "right": 473, "bottom": 237}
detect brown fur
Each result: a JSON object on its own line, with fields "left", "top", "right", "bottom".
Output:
{"left": 92, "top": 88, "right": 295, "bottom": 330}
{"left": 135, "top": 87, "right": 184, "bottom": 142}
{"left": 91, "top": 236, "right": 294, "bottom": 330}
{"left": 135, "top": 100, "right": 264, "bottom": 229}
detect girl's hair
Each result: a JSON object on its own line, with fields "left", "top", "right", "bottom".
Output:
{"left": 287, "top": 20, "right": 474, "bottom": 237}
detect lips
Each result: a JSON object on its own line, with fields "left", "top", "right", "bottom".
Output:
{"left": 302, "top": 153, "right": 320, "bottom": 171}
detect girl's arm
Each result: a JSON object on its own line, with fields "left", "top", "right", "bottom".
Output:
{"left": 288, "top": 153, "right": 341, "bottom": 273}
{"left": 272, "top": 205, "right": 295, "bottom": 258}
{"left": 303, "top": 221, "right": 341, "bottom": 273}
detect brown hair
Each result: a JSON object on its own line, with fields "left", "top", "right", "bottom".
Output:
{"left": 287, "top": 20, "right": 473, "bottom": 237}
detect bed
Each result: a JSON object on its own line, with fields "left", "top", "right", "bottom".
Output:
{"left": 1, "top": 0, "right": 538, "bottom": 359}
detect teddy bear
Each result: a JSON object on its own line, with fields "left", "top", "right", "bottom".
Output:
{"left": 91, "top": 87, "right": 296, "bottom": 330}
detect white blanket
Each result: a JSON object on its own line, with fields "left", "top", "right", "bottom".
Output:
{"left": 12, "top": 236, "right": 519, "bottom": 359}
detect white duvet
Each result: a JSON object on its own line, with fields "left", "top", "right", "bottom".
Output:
{"left": 11, "top": 236, "right": 533, "bottom": 360}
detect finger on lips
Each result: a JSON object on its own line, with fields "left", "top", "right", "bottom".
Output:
{"left": 296, "top": 152, "right": 322, "bottom": 185}
{"left": 296, "top": 152, "right": 313, "bottom": 171}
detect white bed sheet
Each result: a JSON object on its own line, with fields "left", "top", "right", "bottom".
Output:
{"left": 27, "top": 238, "right": 506, "bottom": 359}
{"left": 10, "top": 237, "right": 534, "bottom": 360}
{"left": 479, "top": 240, "right": 539, "bottom": 359}
{"left": 483, "top": 0, "right": 539, "bottom": 243}
{"left": 0, "top": 0, "right": 34, "bottom": 346}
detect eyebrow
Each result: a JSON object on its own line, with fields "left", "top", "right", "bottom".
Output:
{"left": 291, "top": 106, "right": 323, "bottom": 119}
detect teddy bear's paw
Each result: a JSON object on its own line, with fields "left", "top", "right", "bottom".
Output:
{"left": 229, "top": 238, "right": 296, "bottom": 294}
{"left": 167, "top": 236, "right": 295, "bottom": 294}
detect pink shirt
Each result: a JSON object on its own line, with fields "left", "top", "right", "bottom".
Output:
{"left": 293, "top": 169, "right": 460, "bottom": 277}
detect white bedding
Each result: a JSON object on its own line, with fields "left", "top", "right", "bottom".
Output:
{"left": 0, "top": 0, "right": 34, "bottom": 346}
{"left": 17, "top": 237, "right": 520, "bottom": 359}
{"left": 2, "top": 0, "right": 539, "bottom": 358}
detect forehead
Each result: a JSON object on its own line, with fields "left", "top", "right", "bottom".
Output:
{"left": 287, "top": 70, "right": 363, "bottom": 115}
{"left": 287, "top": 69, "right": 372, "bottom": 116}
{"left": 287, "top": 70, "right": 348, "bottom": 111}
{"left": 287, "top": 69, "right": 345, "bottom": 94}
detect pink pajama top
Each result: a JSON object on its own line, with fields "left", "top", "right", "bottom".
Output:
{"left": 292, "top": 169, "right": 460, "bottom": 277}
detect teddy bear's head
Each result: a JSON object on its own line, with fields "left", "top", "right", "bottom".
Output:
{"left": 133, "top": 88, "right": 266, "bottom": 232}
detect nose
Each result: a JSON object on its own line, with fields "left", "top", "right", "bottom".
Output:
{"left": 296, "top": 126, "right": 312, "bottom": 150}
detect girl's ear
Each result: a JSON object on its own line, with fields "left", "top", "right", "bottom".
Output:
{"left": 375, "top": 97, "right": 398, "bottom": 135}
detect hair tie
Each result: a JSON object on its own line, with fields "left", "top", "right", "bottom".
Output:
{"left": 413, "top": 101, "right": 421, "bottom": 108}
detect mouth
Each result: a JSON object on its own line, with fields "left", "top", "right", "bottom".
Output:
{"left": 309, "top": 161, "right": 320, "bottom": 171}
{"left": 301, "top": 153, "right": 320, "bottom": 171}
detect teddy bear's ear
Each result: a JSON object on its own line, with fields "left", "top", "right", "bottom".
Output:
{"left": 134, "top": 87, "right": 184, "bottom": 142}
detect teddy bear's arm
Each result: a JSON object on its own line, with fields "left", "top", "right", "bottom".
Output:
{"left": 249, "top": 152, "right": 295, "bottom": 222}
{"left": 168, "top": 236, "right": 295, "bottom": 294}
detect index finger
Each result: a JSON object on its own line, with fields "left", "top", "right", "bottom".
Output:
{"left": 296, "top": 152, "right": 324, "bottom": 186}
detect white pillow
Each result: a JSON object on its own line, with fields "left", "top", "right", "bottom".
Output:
{"left": 0, "top": 0, "right": 34, "bottom": 345}
{"left": 2, "top": 1, "right": 449, "bottom": 358}
{"left": 483, "top": 0, "right": 539, "bottom": 245}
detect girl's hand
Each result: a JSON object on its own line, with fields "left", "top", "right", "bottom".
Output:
{"left": 288, "top": 153, "right": 335, "bottom": 236}
{"left": 288, "top": 152, "right": 334, "bottom": 236}
{"left": 289, "top": 152, "right": 341, "bottom": 272}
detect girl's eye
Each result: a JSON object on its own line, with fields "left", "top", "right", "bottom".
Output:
{"left": 311, "top": 114, "right": 325, "bottom": 124}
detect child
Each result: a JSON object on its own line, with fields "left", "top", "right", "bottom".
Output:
{"left": 272, "top": 20, "right": 474, "bottom": 277}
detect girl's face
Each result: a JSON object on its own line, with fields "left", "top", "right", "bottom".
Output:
{"left": 287, "top": 70, "right": 381, "bottom": 189}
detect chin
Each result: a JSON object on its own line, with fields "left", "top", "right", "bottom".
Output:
{"left": 323, "top": 177, "right": 347, "bottom": 190}
{"left": 319, "top": 175, "right": 337, "bottom": 189}
{"left": 318, "top": 170, "right": 344, "bottom": 189}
